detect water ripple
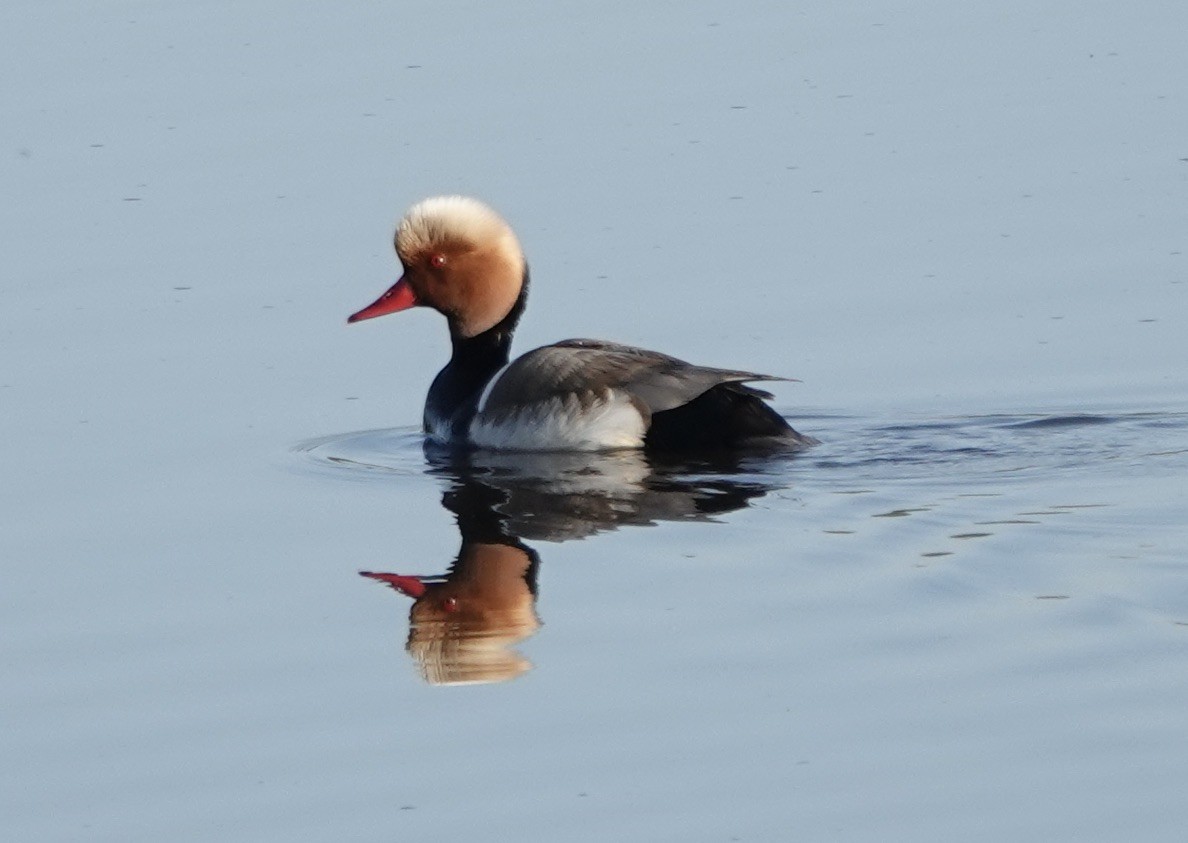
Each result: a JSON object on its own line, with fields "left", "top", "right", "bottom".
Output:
{"left": 803, "top": 410, "right": 1188, "bottom": 484}
{"left": 294, "top": 410, "right": 1188, "bottom": 491}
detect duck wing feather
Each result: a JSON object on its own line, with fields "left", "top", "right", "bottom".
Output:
{"left": 479, "top": 338, "right": 788, "bottom": 418}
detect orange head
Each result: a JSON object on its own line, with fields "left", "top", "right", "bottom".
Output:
{"left": 348, "top": 196, "right": 526, "bottom": 339}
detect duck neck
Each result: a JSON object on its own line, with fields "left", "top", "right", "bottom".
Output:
{"left": 426, "top": 268, "right": 530, "bottom": 441}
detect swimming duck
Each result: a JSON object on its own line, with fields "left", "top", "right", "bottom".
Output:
{"left": 348, "top": 196, "right": 814, "bottom": 452}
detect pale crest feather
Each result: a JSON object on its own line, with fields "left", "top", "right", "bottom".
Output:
{"left": 395, "top": 195, "right": 523, "bottom": 270}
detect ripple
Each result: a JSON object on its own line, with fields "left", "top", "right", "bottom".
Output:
{"left": 1003, "top": 414, "right": 1119, "bottom": 429}
{"left": 803, "top": 410, "right": 1188, "bottom": 485}
{"left": 294, "top": 410, "right": 1188, "bottom": 490}
{"left": 292, "top": 426, "right": 426, "bottom": 478}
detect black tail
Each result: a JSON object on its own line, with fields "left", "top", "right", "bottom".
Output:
{"left": 645, "top": 383, "right": 815, "bottom": 452}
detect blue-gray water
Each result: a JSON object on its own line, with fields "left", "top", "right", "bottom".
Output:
{"left": 4, "top": 2, "right": 1188, "bottom": 841}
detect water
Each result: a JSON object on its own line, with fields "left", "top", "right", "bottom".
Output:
{"left": 4, "top": 1, "right": 1188, "bottom": 841}
{"left": 284, "top": 409, "right": 1188, "bottom": 839}
{"left": 300, "top": 412, "right": 1188, "bottom": 655}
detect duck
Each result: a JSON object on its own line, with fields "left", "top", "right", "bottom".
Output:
{"left": 348, "top": 196, "right": 815, "bottom": 452}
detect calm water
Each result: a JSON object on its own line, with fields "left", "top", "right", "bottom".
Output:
{"left": 300, "top": 412, "right": 1188, "bottom": 684}
{"left": 9, "top": 406, "right": 1188, "bottom": 841}
{"left": 5, "top": 1, "right": 1188, "bottom": 841}
{"left": 290, "top": 409, "right": 1188, "bottom": 834}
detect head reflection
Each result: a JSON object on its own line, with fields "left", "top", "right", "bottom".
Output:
{"left": 362, "top": 447, "right": 791, "bottom": 685}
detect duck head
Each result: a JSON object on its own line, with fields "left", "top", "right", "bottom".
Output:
{"left": 348, "top": 196, "right": 526, "bottom": 339}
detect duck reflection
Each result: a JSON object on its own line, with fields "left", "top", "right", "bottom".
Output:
{"left": 362, "top": 479, "right": 542, "bottom": 686}
{"left": 361, "top": 447, "right": 792, "bottom": 685}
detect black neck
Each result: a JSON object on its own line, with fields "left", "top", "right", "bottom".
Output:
{"left": 447, "top": 264, "right": 530, "bottom": 378}
{"left": 425, "top": 267, "right": 530, "bottom": 439}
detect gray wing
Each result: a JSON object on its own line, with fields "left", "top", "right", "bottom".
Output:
{"left": 480, "top": 338, "right": 788, "bottom": 417}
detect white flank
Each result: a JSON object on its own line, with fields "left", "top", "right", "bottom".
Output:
{"left": 469, "top": 390, "right": 647, "bottom": 452}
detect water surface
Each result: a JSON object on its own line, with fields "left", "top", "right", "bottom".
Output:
{"left": 285, "top": 408, "right": 1188, "bottom": 840}
{"left": 4, "top": 1, "right": 1188, "bottom": 841}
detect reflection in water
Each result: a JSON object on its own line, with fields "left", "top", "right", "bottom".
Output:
{"left": 361, "top": 447, "right": 794, "bottom": 685}
{"left": 315, "top": 410, "right": 1188, "bottom": 683}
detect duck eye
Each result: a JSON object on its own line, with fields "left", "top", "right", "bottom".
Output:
{"left": 429, "top": 253, "right": 447, "bottom": 268}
